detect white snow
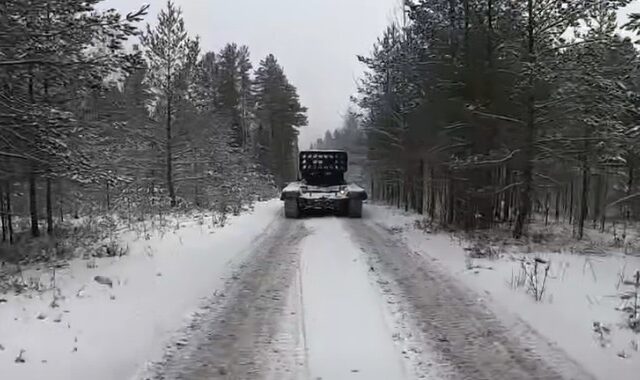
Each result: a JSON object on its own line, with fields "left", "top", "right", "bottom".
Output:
{"left": 366, "top": 205, "right": 640, "bottom": 380}
{"left": 0, "top": 200, "right": 281, "bottom": 380}
{"left": 282, "top": 182, "right": 302, "bottom": 193}
{"left": 7, "top": 199, "right": 635, "bottom": 380}
{"left": 299, "top": 217, "right": 410, "bottom": 379}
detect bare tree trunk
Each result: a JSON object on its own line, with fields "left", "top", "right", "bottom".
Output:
{"left": 7, "top": 182, "right": 13, "bottom": 244}
{"left": 28, "top": 65, "right": 40, "bottom": 238}
{"left": 44, "top": 52, "right": 53, "bottom": 235}
{"left": 569, "top": 180, "right": 574, "bottom": 225}
{"left": 415, "top": 162, "right": 423, "bottom": 214}
{"left": 192, "top": 147, "right": 199, "bottom": 206}
{"left": 429, "top": 167, "right": 436, "bottom": 220}
{"left": 447, "top": 176, "right": 455, "bottom": 225}
{"left": 600, "top": 173, "right": 608, "bottom": 232}
{"left": 487, "top": 0, "right": 493, "bottom": 66}
{"left": 555, "top": 189, "right": 560, "bottom": 222}
{"left": 513, "top": 0, "right": 536, "bottom": 239}
{"left": 463, "top": 0, "right": 470, "bottom": 62}
{"left": 627, "top": 160, "right": 634, "bottom": 219}
{"left": 502, "top": 169, "right": 511, "bottom": 222}
{"left": 544, "top": 191, "right": 550, "bottom": 226}
{"left": 106, "top": 180, "right": 111, "bottom": 211}
{"left": 403, "top": 176, "right": 409, "bottom": 212}
{"left": 56, "top": 181, "right": 63, "bottom": 223}
{"left": 592, "top": 174, "right": 601, "bottom": 229}
{"left": 577, "top": 165, "right": 589, "bottom": 240}
{"left": 46, "top": 177, "right": 53, "bottom": 235}
{"left": 448, "top": 0, "right": 457, "bottom": 52}
{"left": 29, "top": 172, "right": 39, "bottom": 237}
{"left": 166, "top": 97, "right": 176, "bottom": 207}
{"left": 1, "top": 181, "right": 6, "bottom": 243}
{"left": 562, "top": 185, "right": 567, "bottom": 223}
{"left": 629, "top": 162, "right": 634, "bottom": 195}
{"left": 371, "top": 178, "right": 375, "bottom": 201}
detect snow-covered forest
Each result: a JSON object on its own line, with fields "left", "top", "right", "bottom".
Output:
{"left": 316, "top": 0, "right": 640, "bottom": 241}
{"left": 5, "top": 1, "right": 640, "bottom": 378}
{"left": 0, "top": 1, "right": 307, "bottom": 257}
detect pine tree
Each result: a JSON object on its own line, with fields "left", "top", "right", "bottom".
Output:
{"left": 217, "top": 43, "right": 253, "bottom": 148}
{"left": 253, "top": 54, "right": 308, "bottom": 187}
{"left": 141, "top": 0, "right": 199, "bottom": 207}
{"left": 352, "top": 0, "right": 638, "bottom": 237}
{"left": 0, "top": 0, "right": 147, "bottom": 236}
{"left": 314, "top": 110, "right": 368, "bottom": 185}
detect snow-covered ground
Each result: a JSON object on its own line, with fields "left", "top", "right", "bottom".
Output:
{"left": 4, "top": 200, "right": 630, "bottom": 380}
{"left": 299, "top": 218, "right": 408, "bottom": 379}
{"left": 367, "top": 205, "right": 640, "bottom": 380}
{"left": 152, "top": 210, "right": 579, "bottom": 379}
{"left": 153, "top": 215, "right": 454, "bottom": 380}
{"left": 0, "top": 200, "right": 281, "bottom": 380}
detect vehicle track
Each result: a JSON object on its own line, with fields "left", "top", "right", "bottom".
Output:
{"left": 149, "top": 219, "right": 308, "bottom": 380}
{"left": 147, "top": 213, "right": 595, "bottom": 380}
{"left": 347, "top": 219, "right": 596, "bottom": 380}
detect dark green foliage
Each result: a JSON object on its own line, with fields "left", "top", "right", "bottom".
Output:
{"left": 253, "top": 54, "right": 308, "bottom": 187}
{"left": 342, "top": 0, "right": 640, "bottom": 238}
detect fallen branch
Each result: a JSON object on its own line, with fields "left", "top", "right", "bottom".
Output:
{"left": 495, "top": 182, "right": 523, "bottom": 194}
{"left": 471, "top": 110, "right": 525, "bottom": 125}
{"left": 607, "top": 193, "right": 640, "bottom": 209}
{"left": 0, "top": 151, "right": 29, "bottom": 160}
{"left": 451, "top": 150, "right": 520, "bottom": 169}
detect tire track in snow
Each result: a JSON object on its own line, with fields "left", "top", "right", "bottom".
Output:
{"left": 294, "top": 247, "right": 312, "bottom": 380}
{"left": 148, "top": 218, "right": 308, "bottom": 380}
{"left": 147, "top": 210, "right": 589, "bottom": 380}
{"left": 346, "top": 219, "right": 595, "bottom": 380}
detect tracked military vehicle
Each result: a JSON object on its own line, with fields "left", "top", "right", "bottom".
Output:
{"left": 280, "top": 150, "right": 367, "bottom": 218}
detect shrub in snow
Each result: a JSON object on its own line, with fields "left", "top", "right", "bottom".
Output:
{"left": 0, "top": 271, "right": 45, "bottom": 295}
{"left": 413, "top": 218, "right": 434, "bottom": 233}
{"left": 593, "top": 321, "right": 612, "bottom": 347}
{"left": 212, "top": 212, "right": 227, "bottom": 228}
{"left": 508, "top": 261, "right": 528, "bottom": 290}
{"left": 0, "top": 236, "right": 74, "bottom": 264}
{"left": 94, "top": 240, "right": 129, "bottom": 258}
{"left": 617, "top": 270, "right": 640, "bottom": 332}
{"left": 465, "top": 242, "right": 499, "bottom": 259}
{"left": 508, "top": 257, "right": 551, "bottom": 302}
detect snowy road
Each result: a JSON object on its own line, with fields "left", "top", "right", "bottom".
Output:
{"left": 149, "top": 211, "right": 594, "bottom": 380}
{"left": 299, "top": 219, "right": 408, "bottom": 379}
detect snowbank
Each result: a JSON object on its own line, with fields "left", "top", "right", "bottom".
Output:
{"left": 0, "top": 200, "right": 281, "bottom": 380}
{"left": 366, "top": 205, "right": 640, "bottom": 380}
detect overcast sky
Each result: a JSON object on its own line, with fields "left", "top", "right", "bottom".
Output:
{"left": 102, "top": 0, "right": 640, "bottom": 148}
{"left": 102, "top": 0, "right": 399, "bottom": 148}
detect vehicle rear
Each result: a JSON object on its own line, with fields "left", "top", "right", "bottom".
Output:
{"left": 281, "top": 151, "right": 367, "bottom": 218}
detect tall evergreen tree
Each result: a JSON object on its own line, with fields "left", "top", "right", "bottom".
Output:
{"left": 141, "top": 0, "right": 199, "bottom": 207}
{"left": 0, "top": 0, "right": 147, "bottom": 236}
{"left": 217, "top": 43, "right": 253, "bottom": 148}
{"left": 352, "top": 0, "right": 638, "bottom": 236}
{"left": 253, "top": 54, "right": 308, "bottom": 187}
